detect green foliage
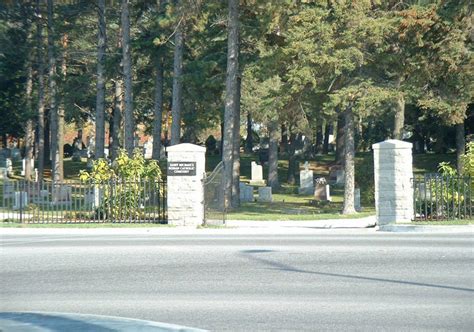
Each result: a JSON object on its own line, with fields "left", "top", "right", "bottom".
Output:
{"left": 79, "top": 149, "right": 163, "bottom": 220}
{"left": 438, "top": 142, "right": 474, "bottom": 177}
{"left": 79, "top": 149, "right": 162, "bottom": 183}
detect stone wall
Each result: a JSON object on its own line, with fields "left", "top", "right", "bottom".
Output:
{"left": 372, "top": 139, "right": 413, "bottom": 225}
{"left": 166, "top": 143, "right": 206, "bottom": 226}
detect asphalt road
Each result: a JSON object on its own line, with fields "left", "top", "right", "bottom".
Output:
{"left": 1, "top": 230, "right": 473, "bottom": 331}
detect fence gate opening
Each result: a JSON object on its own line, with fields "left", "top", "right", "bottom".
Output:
{"left": 413, "top": 174, "right": 473, "bottom": 221}
{"left": 203, "top": 161, "right": 225, "bottom": 225}
{"left": 1, "top": 179, "right": 167, "bottom": 224}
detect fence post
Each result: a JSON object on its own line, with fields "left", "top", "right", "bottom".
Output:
{"left": 373, "top": 139, "right": 413, "bottom": 225}
{"left": 166, "top": 143, "right": 206, "bottom": 226}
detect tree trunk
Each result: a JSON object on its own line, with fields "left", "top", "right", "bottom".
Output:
{"left": 268, "top": 119, "right": 280, "bottom": 190}
{"left": 170, "top": 24, "right": 184, "bottom": 146}
{"left": 44, "top": 113, "right": 50, "bottom": 167}
{"left": 342, "top": 104, "right": 356, "bottom": 215}
{"left": 222, "top": 0, "right": 239, "bottom": 210}
{"left": 315, "top": 123, "right": 323, "bottom": 154}
{"left": 456, "top": 122, "right": 465, "bottom": 174}
{"left": 152, "top": 58, "right": 164, "bottom": 159}
{"left": 47, "top": 0, "right": 62, "bottom": 183}
{"left": 245, "top": 112, "right": 253, "bottom": 153}
{"left": 231, "top": 76, "right": 241, "bottom": 208}
{"left": 336, "top": 111, "right": 344, "bottom": 164}
{"left": 322, "top": 122, "right": 331, "bottom": 154}
{"left": 281, "top": 124, "right": 288, "bottom": 153}
{"left": 24, "top": 50, "right": 34, "bottom": 181}
{"left": 287, "top": 133, "right": 297, "bottom": 184}
{"left": 95, "top": 0, "right": 107, "bottom": 159}
{"left": 392, "top": 94, "right": 405, "bottom": 140}
{"left": 35, "top": 0, "right": 45, "bottom": 182}
{"left": 110, "top": 79, "right": 123, "bottom": 161}
{"left": 121, "top": 0, "right": 134, "bottom": 155}
{"left": 56, "top": 32, "right": 67, "bottom": 183}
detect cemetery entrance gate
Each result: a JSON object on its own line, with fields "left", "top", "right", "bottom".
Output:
{"left": 203, "top": 161, "right": 226, "bottom": 225}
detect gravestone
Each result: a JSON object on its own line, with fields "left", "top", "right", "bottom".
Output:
{"left": 21, "top": 159, "right": 34, "bottom": 176}
{"left": 354, "top": 187, "right": 361, "bottom": 212}
{"left": 0, "top": 156, "right": 6, "bottom": 179}
{"left": 249, "top": 161, "right": 266, "bottom": 186}
{"left": 86, "top": 136, "right": 95, "bottom": 159}
{"left": 13, "top": 191, "right": 28, "bottom": 210}
{"left": 239, "top": 182, "right": 254, "bottom": 202}
{"left": 298, "top": 161, "right": 314, "bottom": 195}
{"left": 258, "top": 186, "right": 272, "bottom": 202}
{"left": 0, "top": 167, "right": 6, "bottom": 179}
{"left": 52, "top": 185, "right": 72, "bottom": 206}
{"left": 72, "top": 137, "right": 83, "bottom": 162}
{"left": 84, "top": 187, "right": 103, "bottom": 208}
{"left": 6, "top": 158, "right": 13, "bottom": 176}
{"left": 314, "top": 178, "right": 331, "bottom": 202}
{"left": 144, "top": 139, "right": 153, "bottom": 159}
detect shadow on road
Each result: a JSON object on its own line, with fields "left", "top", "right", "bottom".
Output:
{"left": 240, "top": 250, "right": 474, "bottom": 293}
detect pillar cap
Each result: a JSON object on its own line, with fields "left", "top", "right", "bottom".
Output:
{"left": 166, "top": 143, "right": 206, "bottom": 153}
{"left": 372, "top": 139, "right": 412, "bottom": 150}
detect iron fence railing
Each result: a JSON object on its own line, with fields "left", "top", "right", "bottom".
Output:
{"left": 0, "top": 179, "right": 167, "bottom": 223}
{"left": 413, "top": 174, "right": 473, "bottom": 221}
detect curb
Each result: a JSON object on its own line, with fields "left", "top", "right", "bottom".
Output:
{"left": 212, "top": 216, "right": 377, "bottom": 229}
{"left": 376, "top": 224, "right": 474, "bottom": 233}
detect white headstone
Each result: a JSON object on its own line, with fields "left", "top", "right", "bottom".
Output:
{"left": 258, "top": 186, "right": 272, "bottom": 202}
{"left": 298, "top": 162, "right": 314, "bottom": 195}
{"left": 250, "top": 161, "right": 266, "bottom": 186}
{"left": 21, "top": 159, "right": 34, "bottom": 176}
{"left": 0, "top": 167, "right": 6, "bottom": 179}
{"left": 144, "top": 140, "right": 153, "bottom": 159}
{"left": 6, "top": 158, "right": 13, "bottom": 176}
{"left": 325, "top": 184, "right": 331, "bottom": 202}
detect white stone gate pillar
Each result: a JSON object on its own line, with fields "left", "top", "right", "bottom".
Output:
{"left": 372, "top": 139, "right": 413, "bottom": 225}
{"left": 166, "top": 143, "right": 206, "bottom": 226}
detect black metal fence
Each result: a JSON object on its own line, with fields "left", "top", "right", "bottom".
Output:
{"left": 203, "top": 161, "right": 226, "bottom": 225}
{"left": 413, "top": 174, "right": 473, "bottom": 221}
{"left": 1, "top": 179, "right": 167, "bottom": 223}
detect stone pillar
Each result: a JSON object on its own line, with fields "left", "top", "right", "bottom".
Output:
{"left": 372, "top": 139, "right": 413, "bottom": 225}
{"left": 166, "top": 143, "right": 206, "bottom": 226}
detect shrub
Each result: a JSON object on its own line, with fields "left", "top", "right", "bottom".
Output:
{"left": 79, "top": 149, "right": 163, "bottom": 220}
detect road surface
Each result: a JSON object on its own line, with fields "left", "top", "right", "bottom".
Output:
{"left": 1, "top": 229, "right": 473, "bottom": 331}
